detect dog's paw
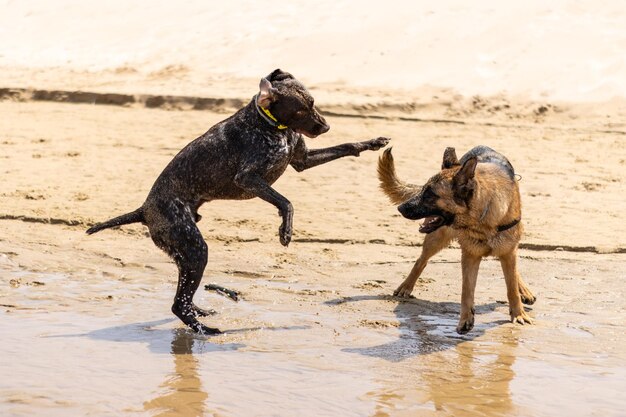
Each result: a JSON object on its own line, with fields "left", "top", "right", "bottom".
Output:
{"left": 456, "top": 307, "right": 475, "bottom": 334}
{"left": 365, "top": 137, "right": 391, "bottom": 151}
{"left": 456, "top": 314, "right": 475, "bottom": 334}
{"left": 510, "top": 308, "right": 534, "bottom": 325}
{"left": 393, "top": 284, "right": 415, "bottom": 298}
{"left": 190, "top": 322, "right": 222, "bottom": 335}
{"left": 279, "top": 222, "right": 292, "bottom": 247}
{"left": 205, "top": 284, "right": 240, "bottom": 302}
{"left": 519, "top": 286, "right": 537, "bottom": 305}
{"left": 520, "top": 293, "right": 537, "bottom": 305}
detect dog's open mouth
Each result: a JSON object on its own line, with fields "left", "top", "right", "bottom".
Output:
{"left": 295, "top": 129, "right": 319, "bottom": 138}
{"left": 419, "top": 215, "right": 445, "bottom": 233}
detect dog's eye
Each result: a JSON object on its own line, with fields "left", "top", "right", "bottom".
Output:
{"left": 294, "top": 110, "right": 307, "bottom": 119}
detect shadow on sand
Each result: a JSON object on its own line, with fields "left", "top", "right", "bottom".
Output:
{"left": 326, "top": 294, "right": 509, "bottom": 361}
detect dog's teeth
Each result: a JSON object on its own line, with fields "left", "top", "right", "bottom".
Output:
{"left": 423, "top": 216, "right": 436, "bottom": 225}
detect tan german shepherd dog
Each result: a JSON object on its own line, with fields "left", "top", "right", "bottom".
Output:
{"left": 378, "top": 146, "right": 535, "bottom": 334}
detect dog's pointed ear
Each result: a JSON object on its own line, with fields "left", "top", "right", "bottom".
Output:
{"left": 454, "top": 156, "right": 478, "bottom": 184}
{"left": 452, "top": 157, "right": 477, "bottom": 202}
{"left": 258, "top": 77, "right": 278, "bottom": 108}
{"left": 442, "top": 147, "right": 460, "bottom": 169}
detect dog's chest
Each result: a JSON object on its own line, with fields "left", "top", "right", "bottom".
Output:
{"left": 264, "top": 133, "right": 292, "bottom": 158}
{"left": 258, "top": 133, "right": 297, "bottom": 183}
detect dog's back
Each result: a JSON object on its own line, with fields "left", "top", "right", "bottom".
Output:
{"left": 460, "top": 146, "right": 515, "bottom": 180}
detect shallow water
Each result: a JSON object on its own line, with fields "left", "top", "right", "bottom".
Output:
{"left": 1, "top": 251, "right": 625, "bottom": 417}
{"left": 0, "top": 267, "right": 380, "bottom": 417}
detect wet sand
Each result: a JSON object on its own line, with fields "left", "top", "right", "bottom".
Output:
{"left": 1, "top": 99, "right": 625, "bottom": 416}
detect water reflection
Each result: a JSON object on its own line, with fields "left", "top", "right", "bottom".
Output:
{"left": 144, "top": 330, "right": 208, "bottom": 417}
{"left": 368, "top": 337, "right": 519, "bottom": 417}
{"left": 334, "top": 295, "right": 517, "bottom": 416}
{"left": 423, "top": 338, "right": 518, "bottom": 416}
{"left": 59, "top": 319, "right": 242, "bottom": 416}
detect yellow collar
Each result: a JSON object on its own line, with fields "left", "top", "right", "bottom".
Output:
{"left": 260, "top": 106, "right": 288, "bottom": 130}
{"left": 255, "top": 94, "right": 288, "bottom": 130}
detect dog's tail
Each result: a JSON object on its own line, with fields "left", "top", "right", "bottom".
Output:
{"left": 377, "top": 148, "right": 421, "bottom": 204}
{"left": 86, "top": 208, "right": 144, "bottom": 235}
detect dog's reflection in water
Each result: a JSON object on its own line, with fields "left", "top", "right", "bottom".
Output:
{"left": 143, "top": 330, "right": 209, "bottom": 417}
{"left": 425, "top": 337, "right": 518, "bottom": 416}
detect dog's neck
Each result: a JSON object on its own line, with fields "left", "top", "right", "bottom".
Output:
{"left": 254, "top": 94, "right": 288, "bottom": 130}
{"left": 457, "top": 197, "right": 521, "bottom": 235}
{"left": 468, "top": 175, "right": 521, "bottom": 234}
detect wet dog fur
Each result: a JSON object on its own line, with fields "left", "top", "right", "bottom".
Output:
{"left": 87, "top": 69, "right": 389, "bottom": 335}
{"left": 378, "top": 146, "right": 535, "bottom": 334}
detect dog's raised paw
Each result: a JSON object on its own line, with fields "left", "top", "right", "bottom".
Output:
{"left": 519, "top": 286, "right": 537, "bottom": 305}
{"left": 279, "top": 224, "right": 292, "bottom": 246}
{"left": 204, "top": 284, "right": 240, "bottom": 302}
{"left": 367, "top": 137, "right": 391, "bottom": 151}
{"left": 520, "top": 293, "right": 537, "bottom": 305}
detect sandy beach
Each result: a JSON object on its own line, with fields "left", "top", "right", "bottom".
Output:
{"left": 1, "top": 2, "right": 625, "bottom": 416}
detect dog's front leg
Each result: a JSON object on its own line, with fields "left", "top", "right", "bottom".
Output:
{"left": 457, "top": 250, "right": 482, "bottom": 334}
{"left": 290, "top": 137, "right": 390, "bottom": 171}
{"left": 234, "top": 173, "right": 293, "bottom": 246}
{"left": 395, "top": 226, "right": 454, "bottom": 297}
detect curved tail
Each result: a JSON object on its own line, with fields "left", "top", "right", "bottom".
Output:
{"left": 377, "top": 148, "right": 421, "bottom": 204}
{"left": 86, "top": 208, "right": 144, "bottom": 235}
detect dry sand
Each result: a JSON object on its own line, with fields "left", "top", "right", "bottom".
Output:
{"left": 1, "top": 2, "right": 626, "bottom": 417}
{"left": 2, "top": 0, "right": 626, "bottom": 102}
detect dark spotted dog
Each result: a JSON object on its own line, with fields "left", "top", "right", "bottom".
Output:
{"left": 87, "top": 69, "right": 390, "bottom": 334}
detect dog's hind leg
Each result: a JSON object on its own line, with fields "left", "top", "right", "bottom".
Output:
{"left": 394, "top": 226, "right": 454, "bottom": 298}
{"left": 499, "top": 250, "right": 534, "bottom": 326}
{"left": 169, "top": 230, "right": 222, "bottom": 335}
{"left": 149, "top": 202, "right": 221, "bottom": 335}
{"left": 518, "top": 276, "right": 536, "bottom": 305}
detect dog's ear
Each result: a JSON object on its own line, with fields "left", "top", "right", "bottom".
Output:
{"left": 258, "top": 78, "right": 278, "bottom": 108}
{"left": 452, "top": 157, "right": 477, "bottom": 203}
{"left": 267, "top": 68, "right": 294, "bottom": 82}
{"left": 442, "top": 147, "right": 460, "bottom": 169}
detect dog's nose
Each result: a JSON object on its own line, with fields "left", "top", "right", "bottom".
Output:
{"left": 315, "top": 110, "right": 330, "bottom": 133}
{"left": 398, "top": 201, "right": 420, "bottom": 220}
{"left": 398, "top": 203, "right": 410, "bottom": 218}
